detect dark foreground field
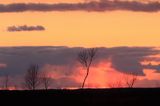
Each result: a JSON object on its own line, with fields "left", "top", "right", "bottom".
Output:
{"left": 0, "top": 88, "right": 160, "bottom": 105}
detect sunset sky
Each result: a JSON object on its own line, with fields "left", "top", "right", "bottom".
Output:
{"left": 0, "top": 0, "right": 160, "bottom": 89}
{"left": 0, "top": 0, "right": 160, "bottom": 47}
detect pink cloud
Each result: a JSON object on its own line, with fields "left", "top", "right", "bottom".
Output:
{"left": 0, "top": 63, "right": 7, "bottom": 68}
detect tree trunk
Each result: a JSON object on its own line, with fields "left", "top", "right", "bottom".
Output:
{"left": 82, "top": 68, "right": 89, "bottom": 88}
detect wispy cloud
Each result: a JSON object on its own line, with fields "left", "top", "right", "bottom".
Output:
{"left": 0, "top": 1, "right": 160, "bottom": 13}
{"left": 143, "top": 64, "right": 160, "bottom": 72}
{"left": 7, "top": 25, "right": 45, "bottom": 32}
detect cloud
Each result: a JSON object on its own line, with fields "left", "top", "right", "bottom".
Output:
{"left": 97, "top": 47, "right": 160, "bottom": 76}
{"left": 0, "top": 0, "right": 160, "bottom": 13}
{"left": 0, "top": 63, "right": 7, "bottom": 68}
{"left": 111, "top": 55, "right": 144, "bottom": 75}
{"left": 0, "top": 46, "right": 159, "bottom": 76}
{"left": 143, "top": 63, "right": 160, "bottom": 72}
{"left": 135, "top": 79, "right": 160, "bottom": 88}
{"left": 7, "top": 25, "right": 45, "bottom": 32}
{"left": 0, "top": 46, "right": 80, "bottom": 76}
{"left": 0, "top": 46, "right": 159, "bottom": 88}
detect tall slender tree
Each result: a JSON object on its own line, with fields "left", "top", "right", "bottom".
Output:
{"left": 77, "top": 48, "right": 97, "bottom": 88}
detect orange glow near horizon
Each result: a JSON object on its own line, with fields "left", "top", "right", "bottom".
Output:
{"left": 86, "top": 59, "right": 160, "bottom": 87}
{"left": 69, "top": 61, "right": 160, "bottom": 88}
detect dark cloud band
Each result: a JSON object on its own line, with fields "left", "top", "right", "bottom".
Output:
{"left": 0, "top": 46, "right": 159, "bottom": 76}
{"left": 0, "top": 46, "right": 159, "bottom": 88}
{"left": 0, "top": 1, "right": 160, "bottom": 13}
{"left": 7, "top": 25, "right": 45, "bottom": 32}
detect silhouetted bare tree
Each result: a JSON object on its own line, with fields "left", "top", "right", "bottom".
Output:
{"left": 108, "top": 80, "right": 123, "bottom": 88}
{"left": 124, "top": 72, "right": 138, "bottom": 88}
{"left": 77, "top": 48, "right": 97, "bottom": 88}
{"left": 24, "top": 64, "right": 40, "bottom": 90}
{"left": 2, "top": 74, "right": 9, "bottom": 90}
{"left": 40, "top": 72, "right": 52, "bottom": 90}
{"left": 107, "top": 74, "right": 124, "bottom": 88}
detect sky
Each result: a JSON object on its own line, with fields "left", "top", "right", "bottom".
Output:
{"left": 0, "top": 0, "right": 160, "bottom": 89}
{"left": 0, "top": 0, "right": 160, "bottom": 47}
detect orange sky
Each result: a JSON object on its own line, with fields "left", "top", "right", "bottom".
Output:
{"left": 0, "top": 0, "right": 160, "bottom": 89}
{"left": 0, "top": 0, "right": 160, "bottom": 47}
{"left": 0, "top": 11, "right": 160, "bottom": 47}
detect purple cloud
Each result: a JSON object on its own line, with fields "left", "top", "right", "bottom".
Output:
{"left": 0, "top": 1, "right": 160, "bottom": 13}
{"left": 7, "top": 25, "right": 45, "bottom": 32}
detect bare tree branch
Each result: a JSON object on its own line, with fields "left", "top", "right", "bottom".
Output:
{"left": 2, "top": 74, "right": 9, "bottom": 90}
{"left": 24, "top": 64, "right": 40, "bottom": 90}
{"left": 124, "top": 72, "right": 138, "bottom": 88}
{"left": 40, "top": 71, "right": 52, "bottom": 90}
{"left": 77, "top": 48, "right": 97, "bottom": 88}
{"left": 108, "top": 80, "right": 123, "bottom": 88}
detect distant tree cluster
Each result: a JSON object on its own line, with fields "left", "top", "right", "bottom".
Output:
{"left": 23, "top": 64, "right": 52, "bottom": 90}
{"left": 107, "top": 72, "right": 138, "bottom": 88}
